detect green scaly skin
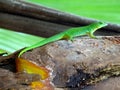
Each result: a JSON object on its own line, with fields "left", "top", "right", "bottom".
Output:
{"left": 18, "top": 22, "right": 107, "bottom": 57}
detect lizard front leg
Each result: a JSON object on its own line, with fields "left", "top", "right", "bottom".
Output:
{"left": 87, "top": 32, "right": 97, "bottom": 39}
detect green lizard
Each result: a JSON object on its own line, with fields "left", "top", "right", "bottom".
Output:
{"left": 18, "top": 22, "right": 107, "bottom": 57}
{"left": 0, "top": 49, "right": 8, "bottom": 56}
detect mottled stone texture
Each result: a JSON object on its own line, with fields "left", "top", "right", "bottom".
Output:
{"left": 21, "top": 36, "right": 120, "bottom": 89}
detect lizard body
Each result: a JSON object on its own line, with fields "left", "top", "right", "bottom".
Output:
{"left": 18, "top": 22, "right": 107, "bottom": 57}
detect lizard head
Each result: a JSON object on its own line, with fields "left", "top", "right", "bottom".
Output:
{"left": 89, "top": 22, "right": 108, "bottom": 33}
{"left": 95, "top": 22, "right": 108, "bottom": 28}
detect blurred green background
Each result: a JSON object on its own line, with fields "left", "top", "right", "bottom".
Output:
{"left": 28, "top": 0, "right": 120, "bottom": 24}
{"left": 0, "top": 0, "right": 120, "bottom": 54}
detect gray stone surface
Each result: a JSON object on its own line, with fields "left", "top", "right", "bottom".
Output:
{"left": 21, "top": 36, "right": 120, "bottom": 89}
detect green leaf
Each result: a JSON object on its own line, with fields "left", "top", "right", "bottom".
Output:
{"left": 28, "top": 0, "right": 120, "bottom": 24}
{"left": 0, "top": 28, "right": 45, "bottom": 54}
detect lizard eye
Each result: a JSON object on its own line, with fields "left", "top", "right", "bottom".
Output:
{"left": 98, "top": 22, "right": 104, "bottom": 24}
